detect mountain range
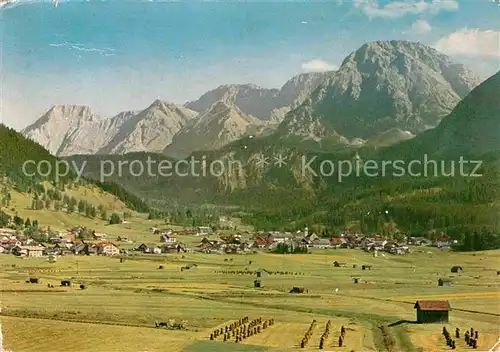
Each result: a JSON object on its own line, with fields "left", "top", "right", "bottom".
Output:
{"left": 64, "top": 69, "right": 500, "bottom": 208}
{"left": 23, "top": 71, "right": 331, "bottom": 158}
{"left": 22, "top": 101, "right": 198, "bottom": 157}
{"left": 22, "top": 40, "right": 481, "bottom": 159}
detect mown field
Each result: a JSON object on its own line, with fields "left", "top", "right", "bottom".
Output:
{"left": 1, "top": 248, "right": 499, "bottom": 352}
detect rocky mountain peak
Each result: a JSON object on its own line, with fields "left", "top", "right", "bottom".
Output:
{"left": 280, "top": 40, "right": 481, "bottom": 143}
{"left": 45, "top": 104, "right": 99, "bottom": 123}
{"left": 164, "top": 98, "right": 265, "bottom": 159}
{"left": 22, "top": 99, "right": 197, "bottom": 156}
{"left": 22, "top": 104, "right": 101, "bottom": 155}
{"left": 218, "top": 83, "right": 263, "bottom": 91}
{"left": 184, "top": 75, "right": 330, "bottom": 122}
{"left": 146, "top": 99, "right": 183, "bottom": 114}
{"left": 149, "top": 98, "right": 165, "bottom": 108}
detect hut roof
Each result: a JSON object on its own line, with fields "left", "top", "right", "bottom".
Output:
{"left": 414, "top": 300, "right": 450, "bottom": 311}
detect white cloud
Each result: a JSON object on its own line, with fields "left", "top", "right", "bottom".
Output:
{"left": 354, "top": 0, "right": 458, "bottom": 19}
{"left": 434, "top": 28, "right": 500, "bottom": 58}
{"left": 409, "top": 19, "right": 432, "bottom": 35}
{"left": 301, "top": 59, "right": 338, "bottom": 72}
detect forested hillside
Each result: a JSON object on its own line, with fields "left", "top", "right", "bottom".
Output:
{"left": 0, "top": 124, "right": 150, "bottom": 212}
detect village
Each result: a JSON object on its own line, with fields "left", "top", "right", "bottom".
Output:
{"left": 0, "top": 222, "right": 456, "bottom": 259}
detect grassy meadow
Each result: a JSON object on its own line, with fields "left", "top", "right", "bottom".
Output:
{"left": 1, "top": 247, "right": 499, "bottom": 352}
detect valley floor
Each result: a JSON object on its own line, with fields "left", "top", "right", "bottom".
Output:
{"left": 1, "top": 248, "right": 499, "bottom": 352}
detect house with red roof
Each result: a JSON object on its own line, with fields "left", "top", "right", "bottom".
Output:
{"left": 95, "top": 242, "right": 120, "bottom": 256}
{"left": 414, "top": 300, "right": 450, "bottom": 323}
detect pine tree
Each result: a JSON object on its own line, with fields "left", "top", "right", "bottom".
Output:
{"left": 78, "top": 200, "right": 86, "bottom": 213}
{"left": 0, "top": 211, "right": 11, "bottom": 227}
{"left": 89, "top": 205, "right": 97, "bottom": 218}
{"left": 13, "top": 215, "right": 23, "bottom": 226}
{"left": 109, "top": 213, "right": 121, "bottom": 225}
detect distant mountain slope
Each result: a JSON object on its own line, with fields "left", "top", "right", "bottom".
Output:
{"left": 278, "top": 40, "right": 480, "bottom": 143}
{"left": 22, "top": 100, "right": 197, "bottom": 157}
{"left": 379, "top": 70, "right": 500, "bottom": 159}
{"left": 98, "top": 100, "right": 197, "bottom": 155}
{"left": 22, "top": 105, "right": 104, "bottom": 156}
{"left": 276, "top": 97, "right": 349, "bottom": 146}
{"left": 184, "top": 84, "right": 279, "bottom": 121}
{"left": 184, "top": 72, "right": 332, "bottom": 122}
{"left": 1, "top": 123, "right": 62, "bottom": 184}
{"left": 429, "top": 69, "right": 500, "bottom": 156}
{"left": 364, "top": 128, "right": 415, "bottom": 148}
{"left": 164, "top": 101, "right": 265, "bottom": 159}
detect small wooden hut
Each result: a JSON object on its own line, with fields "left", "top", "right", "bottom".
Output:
{"left": 414, "top": 300, "right": 450, "bottom": 323}
{"left": 437, "top": 278, "right": 452, "bottom": 287}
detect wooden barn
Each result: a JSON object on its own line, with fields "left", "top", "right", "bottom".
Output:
{"left": 451, "top": 266, "right": 463, "bottom": 273}
{"left": 414, "top": 300, "right": 450, "bottom": 323}
{"left": 437, "top": 278, "right": 452, "bottom": 286}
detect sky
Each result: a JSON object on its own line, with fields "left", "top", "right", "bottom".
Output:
{"left": 2, "top": 0, "right": 499, "bottom": 130}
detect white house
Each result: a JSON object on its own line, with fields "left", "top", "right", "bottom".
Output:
{"left": 270, "top": 232, "right": 289, "bottom": 243}
{"left": 196, "top": 226, "right": 212, "bottom": 236}
{"left": 160, "top": 233, "right": 177, "bottom": 243}
{"left": 12, "top": 245, "right": 44, "bottom": 257}
{"left": 96, "top": 243, "right": 120, "bottom": 256}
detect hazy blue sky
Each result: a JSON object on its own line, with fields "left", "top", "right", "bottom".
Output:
{"left": 2, "top": 0, "right": 499, "bottom": 129}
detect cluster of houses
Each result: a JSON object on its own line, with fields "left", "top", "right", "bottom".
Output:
{"left": 168, "top": 226, "right": 213, "bottom": 237}
{"left": 133, "top": 227, "right": 190, "bottom": 254}
{"left": 0, "top": 223, "right": 456, "bottom": 259}
{"left": 192, "top": 229, "right": 446, "bottom": 255}
{"left": 248, "top": 229, "right": 416, "bottom": 254}
{"left": 242, "top": 231, "right": 452, "bottom": 255}
{"left": 0, "top": 227, "right": 122, "bottom": 258}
